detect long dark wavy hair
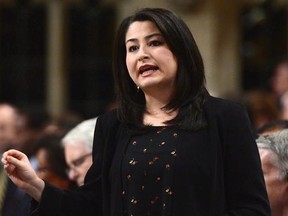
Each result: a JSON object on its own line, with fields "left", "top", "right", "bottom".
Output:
{"left": 113, "top": 8, "right": 208, "bottom": 132}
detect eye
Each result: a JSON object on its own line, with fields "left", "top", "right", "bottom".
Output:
{"left": 72, "top": 157, "right": 86, "bottom": 167}
{"left": 127, "top": 45, "right": 138, "bottom": 52}
{"left": 149, "top": 40, "right": 162, "bottom": 47}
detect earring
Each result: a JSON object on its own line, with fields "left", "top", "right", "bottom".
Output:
{"left": 137, "top": 86, "right": 140, "bottom": 92}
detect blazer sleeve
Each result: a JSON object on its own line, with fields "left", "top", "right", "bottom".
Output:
{"left": 219, "top": 101, "right": 271, "bottom": 215}
{"left": 31, "top": 112, "right": 111, "bottom": 216}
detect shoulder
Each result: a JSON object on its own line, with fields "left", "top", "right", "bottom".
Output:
{"left": 203, "top": 95, "right": 252, "bottom": 128}
{"left": 204, "top": 96, "right": 256, "bottom": 146}
{"left": 204, "top": 95, "right": 246, "bottom": 116}
{"left": 96, "top": 109, "right": 120, "bottom": 134}
{"left": 98, "top": 109, "right": 118, "bottom": 123}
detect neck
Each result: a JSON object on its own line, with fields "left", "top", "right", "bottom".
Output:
{"left": 143, "top": 84, "right": 175, "bottom": 105}
{"left": 144, "top": 103, "right": 178, "bottom": 126}
{"left": 145, "top": 93, "right": 172, "bottom": 111}
{"left": 143, "top": 88, "right": 177, "bottom": 126}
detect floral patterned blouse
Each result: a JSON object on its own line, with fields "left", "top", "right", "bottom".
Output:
{"left": 121, "top": 126, "right": 179, "bottom": 216}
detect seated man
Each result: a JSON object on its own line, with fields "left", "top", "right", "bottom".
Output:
{"left": 256, "top": 129, "right": 288, "bottom": 216}
{"left": 61, "top": 117, "right": 97, "bottom": 186}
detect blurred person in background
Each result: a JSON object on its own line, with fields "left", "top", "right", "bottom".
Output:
{"left": 256, "top": 129, "right": 288, "bottom": 216}
{"left": 270, "top": 58, "right": 288, "bottom": 101}
{"left": 43, "top": 112, "right": 83, "bottom": 137}
{"left": 62, "top": 117, "right": 97, "bottom": 186}
{"left": 0, "top": 103, "right": 23, "bottom": 152}
{"left": 0, "top": 103, "right": 30, "bottom": 216}
{"left": 280, "top": 93, "right": 288, "bottom": 120}
{"left": 241, "top": 89, "right": 280, "bottom": 130}
{"left": 0, "top": 102, "right": 82, "bottom": 215}
{"left": 257, "top": 119, "right": 288, "bottom": 136}
{"left": 33, "top": 134, "right": 76, "bottom": 190}
{"left": 270, "top": 58, "right": 288, "bottom": 120}
{"left": 16, "top": 105, "right": 52, "bottom": 159}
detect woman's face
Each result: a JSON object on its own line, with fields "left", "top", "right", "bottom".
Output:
{"left": 125, "top": 21, "right": 177, "bottom": 94}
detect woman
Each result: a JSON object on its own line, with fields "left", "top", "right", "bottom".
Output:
{"left": 1, "top": 8, "right": 270, "bottom": 215}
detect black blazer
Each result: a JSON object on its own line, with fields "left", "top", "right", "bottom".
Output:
{"left": 2, "top": 179, "right": 31, "bottom": 216}
{"left": 34, "top": 96, "right": 270, "bottom": 216}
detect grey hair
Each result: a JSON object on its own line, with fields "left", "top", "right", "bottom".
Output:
{"left": 256, "top": 128, "right": 288, "bottom": 180}
{"left": 62, "top": 117, "right": 97, "bottom": 151}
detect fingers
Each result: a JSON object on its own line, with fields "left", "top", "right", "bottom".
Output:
{"left": 1, "top": 153, "right": 16, "bottom": 176}
{"left": 1, "top": 155, "right": 7, "bottom": 165}
{"left": 1, "top": 149, "right": 29, "bottom": 170}
{"left": 5, "top": 164, "right": 16, "bottom": 176}
{"left": 3, "top": 149, "right": 27, "bottom": 161}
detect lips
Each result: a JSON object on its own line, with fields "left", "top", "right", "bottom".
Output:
{"left": 139, "top": 64, "right": 159, "bottom": 75}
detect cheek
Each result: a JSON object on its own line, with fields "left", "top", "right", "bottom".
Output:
{"left": 159, "top": 51, "right": 177, "bottom": 71}
{"left": 126, "top": 56, "right": 135, "bottom": 72}
{"left": 84, "top": 158, "right": 93, "bottom": 171}
{"left": 79, "top": 159, "right": 93, "bottom": 176}
{"left": 126, "top": 59, "right": 137, "bottom": 83}
{"left": 265, "top": 176, "right": 287, "bottom": 198}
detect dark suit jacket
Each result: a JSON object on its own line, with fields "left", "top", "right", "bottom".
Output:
{"left": 2, "top": 179, "right": 31, "bottom": 216}
{"left": 34, "top": 96, "right": 270, "bottom": 216}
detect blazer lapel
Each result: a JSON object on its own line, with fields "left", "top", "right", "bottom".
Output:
{"left": 109, "top": 125, "right": 131, "bottom": 215}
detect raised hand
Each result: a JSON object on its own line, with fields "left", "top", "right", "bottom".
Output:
{"left": 1, "top": 149, "right": 45, "bottom": 201}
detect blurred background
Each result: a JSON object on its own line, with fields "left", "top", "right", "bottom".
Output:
{"left": 0, "top": 0, "right": 287, "bottom": 123}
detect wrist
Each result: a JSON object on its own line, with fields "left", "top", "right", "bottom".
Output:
{"left": 25, "top": 177, "right": 45, "bottom": 202}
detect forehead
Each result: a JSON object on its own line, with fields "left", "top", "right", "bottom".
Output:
{"left": 65, "top": 142, "right": 89, "bottom": 155}
{"left": 259, "top": 148, "right": 273, "bottom": 158}
{"left": 126, "top": 21, "right": 160, "bottom": 41}
{"left": 0, "top": 106, "right": 16, "bottom": 121}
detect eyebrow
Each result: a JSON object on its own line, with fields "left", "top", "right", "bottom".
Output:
{"left": 126, "top": 32, "right": 162, "bottom": 44}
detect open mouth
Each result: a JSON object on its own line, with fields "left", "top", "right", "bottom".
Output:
{"left": 139, "top": 65, "right": 159, "bottom": 74}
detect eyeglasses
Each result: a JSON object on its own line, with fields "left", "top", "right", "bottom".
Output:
{"left": 66, "top": 153, "right": 92, "bottom": 174}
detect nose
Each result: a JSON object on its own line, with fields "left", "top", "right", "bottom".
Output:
{"left": 138, "top": 46, "right": 149, "bottom": 61}
{"left": 138, "top": 55, "right": 148, "bottom": 62}
{"left": 68, "top": 169, "right": 79, "bottom": 181}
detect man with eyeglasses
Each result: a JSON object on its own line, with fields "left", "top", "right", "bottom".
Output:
{"left": 256, "top": 128, "right": 288, "bottom": 216}
{"left": 62, "top": 117, "right": 97, "bottom": 186}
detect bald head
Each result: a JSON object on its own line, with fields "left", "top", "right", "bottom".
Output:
{"left": 0, "top": 103, "right": 21, "bottom": 153}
